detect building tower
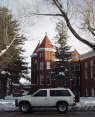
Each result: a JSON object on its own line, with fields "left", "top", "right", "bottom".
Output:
{"left": 31, "top": 34, "right": 55, "bottom": 90}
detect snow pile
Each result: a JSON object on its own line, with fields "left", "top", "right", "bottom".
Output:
{"left": 72, "top": 97, "right": 95, "bottom": 111}
{"left": 0, "top": 97, "right": 95, "bottom": 112}
{"left": 5, "top": 95, "right": 19, "bottom": 100}
{"left": 0, "top": 99, "right": 17, "bottom": 111}
{"left": 0, "top": 95, "right": 19, "bottom": 112}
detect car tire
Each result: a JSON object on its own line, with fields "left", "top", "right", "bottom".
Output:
{"left": 19, "top": 102, "right": 31, "bottom": 113}
{"left": 56, "top": 102, "right": 68, "bottom": 113}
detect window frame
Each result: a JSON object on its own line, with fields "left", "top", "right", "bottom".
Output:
{"left": 40, "top": 61, "right": 44, "bottom": 70}
{"left": 90, "top": 60, "right": 94, "bottom": 80}
{"left": 33, "top": 90, "right": 47, "bottom": 97}
{"left": 47, "top": 61, "right": 51, "bottom": 69}
{"left": 85, "top": 62, "right": 88, "bottom": 80}
{"left": 40, "top": 73, "right": 44, "bottom": 84}
{"left": 50, "top": 90, "right": 71, "bottom": 97}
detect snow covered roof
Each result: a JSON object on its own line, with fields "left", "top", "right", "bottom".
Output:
{"left": 80, "top": 50, "right": 95, "bottom": 60}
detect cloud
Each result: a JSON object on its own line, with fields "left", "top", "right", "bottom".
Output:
{"left": 0, "top": 0, "right": 92, "bottom": 63}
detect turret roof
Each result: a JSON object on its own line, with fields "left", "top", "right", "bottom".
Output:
{"left": 72, "top": 49, "right": 80, "bottom": 56}
{"left": 39, "top": 35, "right": 54, "bottom": 49}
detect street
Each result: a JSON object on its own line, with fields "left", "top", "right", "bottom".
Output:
{"left": 0, "top": 111, "right": 95, "bottom": 117}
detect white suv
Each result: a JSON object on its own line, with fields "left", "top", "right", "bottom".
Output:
{"left": 15, "top": 88, "right": 76, "bottom": 113}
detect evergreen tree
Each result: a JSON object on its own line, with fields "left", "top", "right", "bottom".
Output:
{"left": 0, "top": 7, "right": 28, "bottom": 94}
{"left": 55, "top": 20, "right": 71, "bottom": 63}
{"left": 52, "top": 20, "right": 71, "bottom": 87}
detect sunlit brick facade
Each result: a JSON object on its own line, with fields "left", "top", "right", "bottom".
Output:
{"left": 31, "top": 35, "right": 95, "bottom": 97}
{"left": 31, "top": 35, "right": 55, "bottom": 91}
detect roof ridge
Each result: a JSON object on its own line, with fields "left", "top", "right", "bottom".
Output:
{"left": 33, "top": 41, "right": 40, "bottom": 53}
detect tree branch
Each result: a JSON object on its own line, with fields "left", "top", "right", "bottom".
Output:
{"left": 87, "top": 20, "right": 95, "bottom": 36}
{"left": 29, "top": 13, "right": 62, "bottom": 17}
{"left": 0, "top": 37, "right": 16, "bottom": 57}
{"left": 52, "top": 0, "right": 95, "bottom": 50}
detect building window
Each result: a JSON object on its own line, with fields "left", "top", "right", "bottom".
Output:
{"left": 75, "top": 64, "right": 80, "bottom": 71}
{"left": 46, "top": 72, "right": 51, "bottom": 84}
{"left": 40, "top": 62, "right": 44, "bottom": 70}
{"left": 34, "top": 59, "right": 37, "bottom": 63}
{"left": 33, "top": 90, "right": 47, "bottom": 97}
{"left": 46, "top": 52, "right": 51, "bottom": 59}
{"left": 40, "top": 52, "right": 44, "bottom": 58}
{"left": 71, "top": 63, "right": 80, "bottom": 71}
{"left": 85, "top": 62, "right": 88, "bottom": 80}
{"left": 77, "top": 77, "right": 80, "bottom": 85}
{"left": 85, "top": 88, "right": 88, "bottom": 96}
{"left": 50, "top": 52, "right": 52, "bottom": 57}
{"left": 71, "top": 79, "right": 76, "bottom": 86}
{"left": 0, "top": 80, "right": 1, "bottom": 89}
{"left": 47, "top": 62, "right": 51, "bottom": 69}
{"left": 90, "top": 60, "right": 94, "bottom": 79}
{"left": 50, "top": 90, "right": 71, "bottom": 96}
{"left": 40, "top": 74, "right": 44, "bottom": 84}
{"left": 72, "top": 77, "right": 80, "bottom": 86}
{"left": 92, "top": 88, "right": 94, "bottom": 97}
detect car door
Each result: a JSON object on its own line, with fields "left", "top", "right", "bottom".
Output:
{"left": 48, "top": 90, "right": 71, "bottom": 106}
{"left": 31, "top": 90, "right": 49, "bottom": 107}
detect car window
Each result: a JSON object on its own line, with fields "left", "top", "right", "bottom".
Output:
{"left": 50, "top": 90, "right": 71, "bottom": 96}
{"left": 33, "top": 90, "right": 47, "bottom": 97}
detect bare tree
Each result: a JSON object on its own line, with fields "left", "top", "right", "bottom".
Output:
{"left": 30, "top": 0, "right": 95, "bottom": 50}
{"left": 80, "top": 0, "right": 95, "bottom": 37}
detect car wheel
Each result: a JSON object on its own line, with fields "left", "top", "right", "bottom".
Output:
{"left": 20, "top": 102, "right": 31, "bottom": 113}
{"left": 56, "top": 102, "right": 68, "bottom": 113}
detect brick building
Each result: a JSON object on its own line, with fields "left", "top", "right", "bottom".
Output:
{"left": 31, "top": 35, "right": 81, "bottom": 95}
{"left": 31, "top": 35, "right": 95, "bottom": 97}
{"left": 80, "top": 51, "right": 95, "bottom": 96}
{"left": 31, "top": 34, "right": 55, "bottom": 92}
{"left": 70, "top": 50, "right": 81, "bottom": 96}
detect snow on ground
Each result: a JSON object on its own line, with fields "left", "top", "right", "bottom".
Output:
{"left": 0, "top": 95, "right": 19, "bottom": 112}
{"left": 0, "top": 96, "right": 95, "bottom": 112}
{"left": 0, "top": 99, "right": 16, "bottom": 111}
{"left": 72, "top": 97, "right": 95, "bottom": 111}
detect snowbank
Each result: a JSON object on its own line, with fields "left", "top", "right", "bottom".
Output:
{"left": 0, "top": 97, "right": 95, "bottom": 112}
{"left": 0, "top": 99, "right": 17, "bottom": 111}
{"left": 72, "top": 97, "right": 95, "bottom": 111}
{"left": 0, "top": 95, "right": 19, "bottom": 111}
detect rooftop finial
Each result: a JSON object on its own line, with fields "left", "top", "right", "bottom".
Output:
{"left": 39, "top": 40, "right": 40, "bottom": 44}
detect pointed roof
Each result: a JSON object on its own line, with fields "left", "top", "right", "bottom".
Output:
{"left": 33, "top": 41, "right": 40, "bottom": 53}
{"left": 71, "top": 49, "right": 80, "bottom": 62}
{"left": 39, "top": 35, "right": 54, "bottom": 49}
